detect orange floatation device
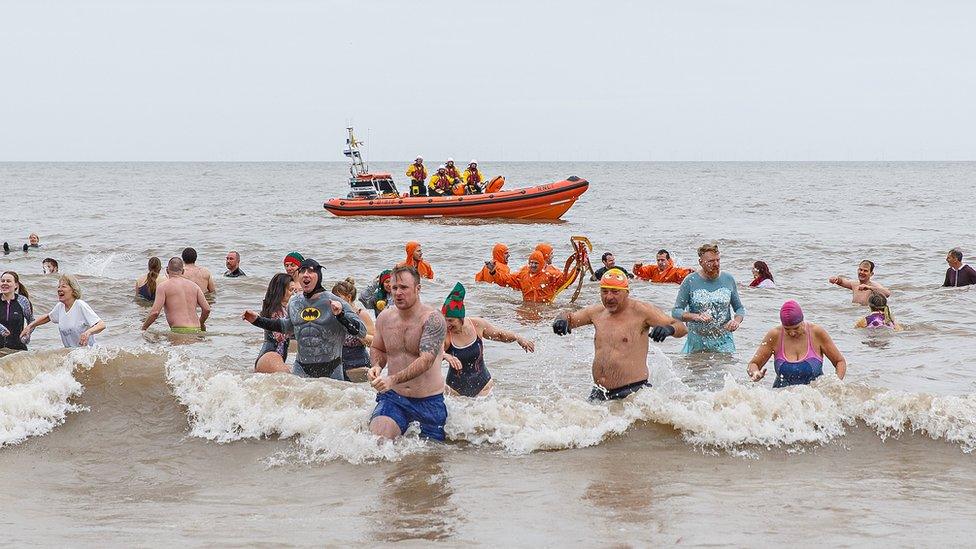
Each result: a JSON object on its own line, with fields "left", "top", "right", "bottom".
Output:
{"left": 549, "top": 236, "right": 594, "bottom": 303}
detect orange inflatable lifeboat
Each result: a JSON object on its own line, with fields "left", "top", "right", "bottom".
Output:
{"left": 328, "top": 127, "right": 589, "bottom": 220}
{"left": 324, "top": 176, "right": 589, "bottom": 220}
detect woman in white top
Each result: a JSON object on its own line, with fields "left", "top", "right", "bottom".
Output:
{"left": 22, "top": 274, "right": 106, "bottom": 347}
{"left": 749, "top": 261, "right": 776, "bottom": 289}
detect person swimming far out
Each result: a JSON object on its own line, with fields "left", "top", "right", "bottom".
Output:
{"left": 485, "top": 250, "right": 567, "bottom": 303}
{"left": 360, "top": 269, "right": 393, "bottom": 317}
{"left": 855, "top": 292, "right": 903, "bottom": 330}
{"left": 441, "top": 282, "right": 535, "bottom": 397}
{"left": 633, "top": 249, "right": 693, "bottom": 284}
{"left": 749, "top": 261, "right": 775, "bottom": 289}
{"left": 406, "top": 156, "right": 428, "bottom": 197}
{"left": 397, "top": 241, "right": 434, "bottom": 279}
{"left": 475, "top": 243, "right": 510, "bottom": 283}
{"left": 747, "top": 300, "right": 847, "bottom": 387}
{"left": 428, "top": 166, "right": 454, "bottom": 196}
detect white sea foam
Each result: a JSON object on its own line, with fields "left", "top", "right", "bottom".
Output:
{"left": 4, "top": 347, "right": 976, "bottom": 460}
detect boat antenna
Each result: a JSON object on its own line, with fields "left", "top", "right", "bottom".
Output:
{"left": 344, "top": 126, "right": 367, "bottom": 177}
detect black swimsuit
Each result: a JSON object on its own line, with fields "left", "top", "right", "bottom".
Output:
{"left": 589, "top": 379, "right": 651, "bottom": 401}
{"left": 446, "top": 337, "right": 491, "bottom": 397}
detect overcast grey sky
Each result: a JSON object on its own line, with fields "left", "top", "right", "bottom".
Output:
{"left": 2, "top": 0, "right": 974, "bottom": 161}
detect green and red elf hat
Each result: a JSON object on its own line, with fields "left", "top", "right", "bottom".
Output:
{"left": 441, "top": 282, "right": 466, "bottom": 319}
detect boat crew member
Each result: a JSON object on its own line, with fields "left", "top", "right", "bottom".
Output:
{"left": 406, "top": 156, "right": 428, "bottom": 197}
{"left": 444, "top": 158, "right": 462, "bottom": 184}
{"left": 428, "top": 166, "right": 454, "bottom": 196}
{"left": 461, "top": 160, "right": 485, "bottom": 194}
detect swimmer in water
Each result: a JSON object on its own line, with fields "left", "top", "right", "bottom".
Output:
{"left": 855, "top": 292, "right": 902, "bottom": 330}
{"left": 441, "top": 282, "right": 534, "bottom": 397}
{"left": 552, "top": 269, "right": 687, "bottom": 401}
{"left": 671, "top": 243, "right": 745, "bottom": 353}
{"left": 747, "top": 300, "right": 847, "bottom": 387}
{"left": 367, "top": 266, "right": 448, "bottom": 441}
{"left": 243, "top": 259, "right": 366, "bottom": 378}
{"left": 331, "top": 278, "right": 375, "bottom": 382}
{"left": 141, "top": 257, "right": 210, "bottom": 333}
{"left": 253, "top": 273, "right": 296, "bottom": 373}
{"left": 136, "top": 257, "right": 163, "bottom": 301}
{"left": 283, "top": 251, "right": 304, "bottom": 282}
{"left": 359, "top": 269, "right": 393, "bottom": 317}
{"left": 829, "top": 260, "right": 890, "bottom": 306}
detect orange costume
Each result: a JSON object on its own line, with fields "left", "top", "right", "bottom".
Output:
{"left": 633, "top": 260, "right": 693, "bottom": 284}
{"left": 534, "top": 243, "right": 563, "bottom": 277}
{"left": 475, "top": 243, "right": 510, "bottom": 283}
{"left": 492, "top": 250, "right": 567, "bottom": 303}
{"left": 397, "top": 241, "right": 434, "bottom": 279}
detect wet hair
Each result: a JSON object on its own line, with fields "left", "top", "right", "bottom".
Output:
{"left": 949, "top": 249, "right": 963, "bottom": 262}
{"left": 391, "top": 265, "right": 421, "bottom": 285}
{"left": 261, "top": 273, "right": 294, "bottom": 317}
{"left": 657, "top": 249, "right": 670, "bottom": 259}
{"left": 698, "top": 243, "right": 719, "bottom": 257}
{"left": 331, "top": 278, "right": 358, "bottom": 301}
{"left": 43, "top": 258, "right": 59, "bottom": 269}
{"left": 58, "top": 274, "right": 83, "bottom": 300}
{"left": 167, "top": 257, "right": 185, "bottom": 274}
{"left": 146, "top": 257, "right": 162, "bottom": 295}
{"left": 753, "top": 261, "right": 774, "bottom": 282}
{"left": 868, "top": 291, "right": 895, "bottom": 325}
{"left": 601, "top": 252, "right": 613, "bottom": 262}
{"left": 228, "top": 250, "right": 240, "bottom": 261}
{"left": 181, "top": 247, "right": 197, "bottom": 264}
{"left": 860, "top": 260, "right": 875, "bottom": 272}
{"left": 1, "top": 271, "right": 31, "bottom": 305}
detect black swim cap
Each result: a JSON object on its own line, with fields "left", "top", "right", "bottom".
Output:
{"left": 298, "top": 259, "right": 325, "bottom": 298}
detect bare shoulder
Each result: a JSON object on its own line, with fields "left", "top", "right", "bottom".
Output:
{"left": 761, "top": 326, "right": 781, "bottom": 343}
{"left": 810, "top": 323, "right": 830, "bottom": 339}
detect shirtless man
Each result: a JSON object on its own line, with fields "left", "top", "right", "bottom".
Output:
{"left": 181, "top": 247, "right": 216, "bottom": 294}
{"left": 829, "top": 260, "right": 890, "bottom": 306}
{"left": 142, "top": 257, "right": 211, "bottom": 333}
{"left": 366, "top": 265, "right": 448, "bottom": 440}
{"left": 552, "top": 269, "right": 687, "bottom": 400}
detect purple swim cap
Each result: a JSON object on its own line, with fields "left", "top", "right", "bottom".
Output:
{"left": 780, "top": 300, "right": 804, "bottom": 326}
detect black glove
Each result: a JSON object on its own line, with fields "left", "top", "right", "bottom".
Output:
{"left": 553, "top": 318, "right": 571, "bottom": 336}
{"left": 335, "top": 311, "right": 361, "bottom": 336}
{"left": 650, "top": 325, "right": 676, "bottom": 342}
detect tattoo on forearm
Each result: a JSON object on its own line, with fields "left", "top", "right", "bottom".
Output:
{"left": 419, "top": 313, "right": 447, "bottom": 356}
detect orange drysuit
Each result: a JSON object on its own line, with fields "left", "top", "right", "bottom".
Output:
{"left": 493, "top": 251, "right": 567, "bottom": 303}
{"left": 534, "top": 242, "right": 563, "bottom": 277}
{"left": 397, "top": 241, "right": 434, "bottom": 279}
{"left": 475, "top": 243, "right": 510, "bottom": 283}
{"left": 633, "top": 260, "right": 692, "bottom": 283}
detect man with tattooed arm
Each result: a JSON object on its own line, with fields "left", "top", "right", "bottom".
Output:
{"left": 367, "top": 265, "right": 449, "bottom": 441}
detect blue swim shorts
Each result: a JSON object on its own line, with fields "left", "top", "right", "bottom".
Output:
{"left": 370, "top": 390, "right": 448, "bottom": 441}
